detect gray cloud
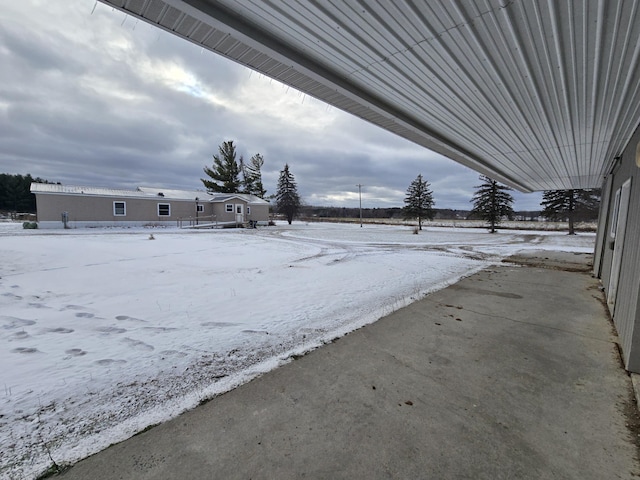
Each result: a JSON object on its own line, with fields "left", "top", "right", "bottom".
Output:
{"left": 0, "top": 1, "right": 544, "bottom": 211}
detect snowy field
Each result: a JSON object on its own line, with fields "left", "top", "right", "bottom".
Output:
{"left": 0, "top": 221, "right": 595, "bottom": 479}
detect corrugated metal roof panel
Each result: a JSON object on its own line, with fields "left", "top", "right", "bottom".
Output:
{"left": 136, "top": 187, "right": 210, "bottom": 199}
{"left": 31, "top": 183, "right": 270, "bottom": 204}
{"left": 30, "top": 183, "right": 148, "bottom": 198}
{"left": 141, "top": 0, "right": 167, "bottom": 24}
{"left": 98, "top": 0, "right": 640, "bottom": 191}
{"left": 202, "top": 30, "right": 229, "bottom": 50}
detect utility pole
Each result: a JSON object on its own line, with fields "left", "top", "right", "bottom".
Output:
{"left": 356, "top": 184, "right": 363, "bottom": 227}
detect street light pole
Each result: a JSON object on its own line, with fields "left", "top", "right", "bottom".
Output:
{"left": 195, "top": 197, "right": 199, "bottom": 226}
{"left": 356, "top": 184, "right": 363, "bottom": 227}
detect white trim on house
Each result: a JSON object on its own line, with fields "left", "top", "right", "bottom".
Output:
{"left": 157, "top": 203, "right": 171, "bottom": 216}
{"left": 211, "top": 193, "right": 268, "bottom": 205}
{"left": 610, "top": 188, "right": 622, "bottom": 238}
{"left": 113, "top": 201, "right": 126, "bottom": 216}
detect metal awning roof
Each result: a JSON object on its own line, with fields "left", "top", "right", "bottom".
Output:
{"left": 98, "top": 0, "right": 640, "bottom": 192}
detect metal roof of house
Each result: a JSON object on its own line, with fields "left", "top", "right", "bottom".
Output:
{"left": 98, "top": 0, "right": 640, "bottom": 192}
{"left": 137, "top": 188, "right": 269, "bottom": 203}
{"left": 30, "top": 183, "right": 149, "bottom": 198}
{"left": 211, "top": 193, "right": 270, "bottom": 204}
{"left": 137, "top": 186, "right": 213, "bottom": 200}
{"left": 31, "top": 183, "right": 270, "bottom": 203}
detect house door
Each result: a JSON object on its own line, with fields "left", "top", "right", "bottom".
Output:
{"left": 235, "top": 204, "right": 244, "bottom": 224}
{"left": 607, "top": 178, "right": 632, "bottom": 313}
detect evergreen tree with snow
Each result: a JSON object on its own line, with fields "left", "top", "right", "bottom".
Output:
{"left": 541, "top": 189, "right": 600, "bottom": 235}
{"left": 402, "top": 174, "right": 435, "bottom": 231}
{"left": 276, "top": 164, "right": 300, "bottom": 224}
{"left": 201, "top": 140, "right": 242, "bottom": 193}
{"left": 470, "top": 175, "right": 514, "bottom": 233}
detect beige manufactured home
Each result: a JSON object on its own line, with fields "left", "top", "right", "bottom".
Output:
{"left": 30, "top": 183, "right": 270, "bottom": 229}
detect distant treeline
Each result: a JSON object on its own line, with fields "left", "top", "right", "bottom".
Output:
{"left": 0, "top": 174, "right": 57, "bottom": 213}
{"left": 298, "top": 206, "right": 551, "bottom": 221}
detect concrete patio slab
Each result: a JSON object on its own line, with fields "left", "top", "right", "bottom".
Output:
{"left": 59, "top": 251, "right": 640, "bottom": 480}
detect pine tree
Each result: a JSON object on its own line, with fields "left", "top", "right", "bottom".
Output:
{"left": 402, "top": 174, "right": 434, "bottom": 231}
{"left": 541, "top": 189, "right": 601, "bottom": 235}
{"left": 238, "top": 155, "right": 248, "bottom": 193}
{"left": 242, "top": 153, "right": 267, "bottom": 198}
{"left": 470, "top": 175, "right": 514, "bottom": 233}
{"left": 0, "top": 173, "right": 53, "bottom": 212}
{"left": 201, "top": 141, "right": 242, "bottom": 193}
{"left": 276, "top": 164, "right": 300, "bottom": 224}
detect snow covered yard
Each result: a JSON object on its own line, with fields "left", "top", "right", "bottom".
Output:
{"left": 0, "top": 222, "right": 595, "bottom": 479}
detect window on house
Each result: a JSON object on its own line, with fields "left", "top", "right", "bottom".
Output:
{"left": 113, "top": 201, "right": 126, "bottom": 216}
{"left": 158, "top": 203, "right": 171, "bottom": 216}
{"left": 196, "top": 204, "right": 204, "bottom": 213}
{"left": 247, "top": 206, "right": 251, "bottom": 215}
{"left": 225, "top": 204, "right": 233, "bottom": 213}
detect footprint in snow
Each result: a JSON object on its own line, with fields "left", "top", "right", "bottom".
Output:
{"left": 65, "top": 348, "right": 87, "bottom": 357}
{"left": 122, "top": 337, "right": 154, "bottom": 351}
{"left": 12, "top": 347, "right": 39, "bottom": 354}
{"left": 1, "top": 317, "right": 36, "bottom": 330}
{"left": 201, "top": 321, "right": 239, "bottom": 328}
{"left": 96, "top": 326, "right": 127, "bottom": 335}
{"left": 28, "top": 302, "right": 50, "bottom": 309}
{"left": 159, "top": 349, "right": 188, "bottom": 358}
{"left": 2, "top": 292, "right": 23, "bottom": 300}
{"left": 115, "top": 315, "right": 147, "bottom": 323}
{"left": 9, "top": 331, "right": 30, "bottom": 341}
{"left": 62, "top": 305, "right": 85, "bottom": 311}
{"left": 44, "top": 327, "right": 74, "bottom": 334}
{"left": 143, "top": 326, "right": 179, "bottom": 333}
{"left": 94, "top": 358, "right": 127, "bottom": 366}
{"left": 75, "top": 312, "right": 95, "bottom": 319}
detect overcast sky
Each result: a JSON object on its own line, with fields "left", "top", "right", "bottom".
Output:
{"left": 0, "top": 1, "right": 543, "bottom": 210}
